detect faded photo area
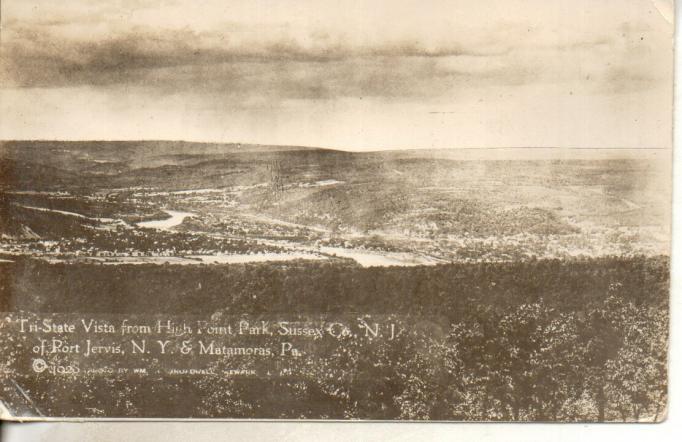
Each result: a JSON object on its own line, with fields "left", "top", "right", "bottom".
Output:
{"left": 0, "top": 0, "right": 674, "bottom": 421}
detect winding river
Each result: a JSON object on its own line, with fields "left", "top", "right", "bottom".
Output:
{"left": 137, "top": 210, "right": 195, "bottom": 230}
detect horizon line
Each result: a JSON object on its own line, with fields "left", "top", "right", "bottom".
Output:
{"left": 0, "top": 139, "right": 671, "bottom": 154}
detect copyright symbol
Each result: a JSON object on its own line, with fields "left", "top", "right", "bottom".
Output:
{"left": 32, "top": 358, "right": 47, "bottom": 373}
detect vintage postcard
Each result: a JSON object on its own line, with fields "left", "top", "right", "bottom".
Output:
{"left": 0, "top": 0, "right": 674, "bottom": 421}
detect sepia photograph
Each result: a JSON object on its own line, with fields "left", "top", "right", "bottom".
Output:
{"left": 0, "top": 0, "right": 674, "bottom": 422}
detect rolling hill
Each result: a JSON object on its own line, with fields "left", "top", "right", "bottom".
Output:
{"left": 0, "top": 140, "right": 670, "bottom": 264}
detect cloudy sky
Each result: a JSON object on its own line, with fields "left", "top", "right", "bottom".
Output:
{"left": 0, "top": 0, "right": 674, "bottom": 150}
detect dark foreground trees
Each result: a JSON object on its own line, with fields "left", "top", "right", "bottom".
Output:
{"left": 391, "top": 294, "right": 667, "bottom": 421}
{"left": 0, "top": 255, "right": 669, "bottom": 420}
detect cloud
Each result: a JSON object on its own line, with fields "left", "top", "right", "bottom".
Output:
{"left": 0, "top": 0, "right": 671, "bottom": 106}
{"left": 0, "top": 25, "right": 526, "bottom": 101}
{"left": 0, "top": 0, "right": 672, "bottom": 150}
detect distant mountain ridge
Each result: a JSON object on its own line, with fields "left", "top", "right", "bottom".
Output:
{"left": 0, "top": 139, "right": 670, "bottom": 262}
{"left": 0, "top": 139, "right": 669, "bottom": 159}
